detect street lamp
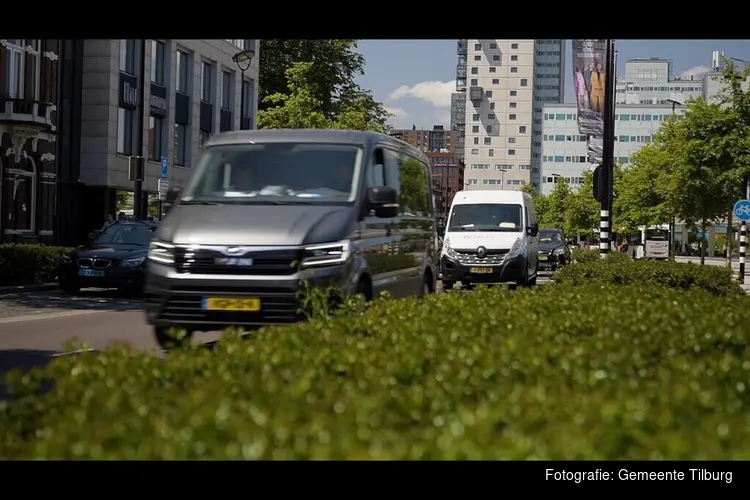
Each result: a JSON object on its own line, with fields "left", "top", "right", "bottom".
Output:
{"left": 232, "top": 46, "right": 256, "bottom": 129}
{"left": 666, "top": 96, "right": 683, "bottom": 255}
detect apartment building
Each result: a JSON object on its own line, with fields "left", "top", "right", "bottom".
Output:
{"left": 54, "top": 39, "right": 259, "bottom": 244}
{"left": 0, "top": 39, "right": 60, "bottom": 244}
{"left": 462, "top": 39, "right": 564, "bottom": 192}
{"left": 388, "top": 125, "right": 457, "bottom": 153}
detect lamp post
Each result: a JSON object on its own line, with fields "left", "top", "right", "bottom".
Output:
{"left": 497, "top": 167, "right": 508, "bottom": 190}
{"left": 666, "top": 95, "right": 684, "bottom": 257}
{"left": 232, "top": 46, "right": 256, "bottom": 129}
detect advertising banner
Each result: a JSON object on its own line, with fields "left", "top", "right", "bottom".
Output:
{"left": 572, "top": 39, "right": 608, "bottom": 137}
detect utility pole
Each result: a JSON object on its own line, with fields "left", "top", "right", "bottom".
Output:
{"left": 599, "top": 40, "right": 617, "bottom": 258}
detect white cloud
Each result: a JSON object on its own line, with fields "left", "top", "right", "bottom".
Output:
{"left": 385, "top": 106, "right": 408, "bottom": 118}
{"left": 387, "top": 80, "right": 454, "bottom": 108}
{"left": 679, "top": 65, "right": 711, "bottom": 79}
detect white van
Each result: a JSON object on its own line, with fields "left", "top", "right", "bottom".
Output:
{"left": 439, "top": 190, "right": 539, "bottom": 289}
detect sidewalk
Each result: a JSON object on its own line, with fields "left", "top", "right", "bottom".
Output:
{"left": 0, "top": 283, "right": 57, "bottom": 295}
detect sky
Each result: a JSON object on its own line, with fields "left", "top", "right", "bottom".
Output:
{"left": 355, "top": 40, "right": 750, "bottom": 130}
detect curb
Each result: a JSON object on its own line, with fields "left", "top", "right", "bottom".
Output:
{"left": 0, "top": 283, "right": 58, "bottom": 295}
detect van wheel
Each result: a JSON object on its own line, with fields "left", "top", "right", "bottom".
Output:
{"left": 519, "top": 262, "right": 536, "bottom": 287}
{"left": 441, "top": 280, "right": 454, "bottom": 291}
{"left": 420, "top": 272, "right": 434, "bottom": 297}
{"left": 154, "top": 327, "right": 193, "bottom": 350}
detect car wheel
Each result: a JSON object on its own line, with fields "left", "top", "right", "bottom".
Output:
{"left": 154, "top": 327, "right": 193, "bottom": 350}
{"left": 441, "top": 280, "right": 454, "bottom": 291}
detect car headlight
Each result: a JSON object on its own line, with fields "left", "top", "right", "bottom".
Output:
{"left": 121, "top": 257, "right": 145, "bottom": 268}
{"left": 60, "top": 255, "right": 72, "bottom": 264}
{"left": 506, "top": 237, "right": 527, "bottom": 259}
{"left": 300, "top": 240, "right": 351, "bottom": 268}
{"left": 442, "top": 237, "right": 457, "bottom": 259}
{"left": 148, "top": 240, "right": 175, "bottom": 265}
{"left": 553, "top": 247, "right": 565, "bottom": 255}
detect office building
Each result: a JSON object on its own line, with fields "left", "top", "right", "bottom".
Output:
{"left": 616, "top": 58, "right": 703, "bottom": 106}
{"left": 389, "top": 125, "right": 457, "bottom": 153}
{"left": 0, "top": 39, "right": 60, "bottom": 244}
{"left": 540, "top": 103, "right": 683, "bottom": 194}
{"left": 462, "top": 39, "right": 565, "bottom": 192}
{"left": 54, "top": 39, "right": 259, "bottom": 245}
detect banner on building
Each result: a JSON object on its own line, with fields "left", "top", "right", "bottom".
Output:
{"left": 572, "top": 39, "right": 608, "bottom": 137}
{"left": 587, "top": 137, "right": 603, "bottom": 168}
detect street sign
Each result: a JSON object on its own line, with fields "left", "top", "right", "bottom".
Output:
{"left": 160, "top": 156, "right": 168, "bottom": 179}
{"left": 158, "top": 178, "right": 169, "bottom": 201}
{"left": 734, "top": 199, "right": 750, "bottom": 222}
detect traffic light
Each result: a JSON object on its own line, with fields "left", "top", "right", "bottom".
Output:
{"left": 592, "top": 165, "right": 604, "bottom": 202}
{"left": 128, "top": 156, "right": 145, "bottom": 181}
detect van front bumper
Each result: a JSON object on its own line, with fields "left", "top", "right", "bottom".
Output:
{"left": 440, "top": 254, "right": 526, "bottom": 284}
{"left": 143, "top": 262, "right": 355, "bottom": 332}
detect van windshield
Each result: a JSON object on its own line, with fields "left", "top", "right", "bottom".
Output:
{"left": 180, "top": 143, "right": 362, "bottom": 204}
{"left": 448, "top": 203, "right": 523, "bottom": 232}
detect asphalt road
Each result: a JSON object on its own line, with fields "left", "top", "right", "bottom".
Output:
{"left": 0, "top": 275, "right": 553, "bottom": 397}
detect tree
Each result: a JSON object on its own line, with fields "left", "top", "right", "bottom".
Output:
{"left": 259, "top": 40, "right": 389, "bottom": 131}
{"left": 258, "top": 62, "right": 390, "bottom": 133}
{"left": 619, "top": 142, "right": 674, "bottom": 232}
{"left": 566, "top": 170, "right": 599, "bottom": 237}
{"left": 521, "top": 183, "right": 548, "bottom": 224}
{"left": 541, "top": 177, "right": 573, "bottom": 232}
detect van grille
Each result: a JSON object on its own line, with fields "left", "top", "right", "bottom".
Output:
{"left": 455, "top": 249, "right": 508, "bottom": 266}
{"left": 174, "top": 248, "right": 300, "bottom": 275}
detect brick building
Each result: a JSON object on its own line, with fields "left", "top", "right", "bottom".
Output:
{"left": 0, "top": 39, "right": 59, "bottom": 243}
{"left": 389, "top": 125, "right": 457, "bottom": 154}
{"left": 426, "top": 151, "right": 463, "bottom": 217}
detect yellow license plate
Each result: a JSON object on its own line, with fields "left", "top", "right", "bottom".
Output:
{"left": 538, "top": 255, "right": 548, "bottom": 261}
{"left": 202, "top": 297, "right": 261, "bottom": 311}
{"left": 470, "top": 267, "right": 493, "bottom": 274}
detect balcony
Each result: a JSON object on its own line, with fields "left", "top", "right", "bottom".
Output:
{"left": 456, "top": 65, "right": 467, "bottom": 79}
{"left": 456, "top": 78, "right": 467, "bottom": 92}
{"left": 469, "top": 86, "right": 484, "bottom": 101}
{"left": 457, "top": 40, "right": 467, "bottom": 56}
{"left": 0, "top": 98, "right": 56, "bottom": 131}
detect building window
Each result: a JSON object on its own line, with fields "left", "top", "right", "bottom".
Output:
{"left": 174, "top": 124, "right": 187, "bottom": 167}
{"left": 520, "top": 79, "right": 528, "bottom": 87}
{"left": 489, "top": 102, "right": 495, "bottom": 110}
{"left": 117, "top": 107, "right": 133, "bottom": 155}
{"left": 484, "top": 137, "right": 491, "bottom": 145}
{"left": 473, "top": 137, "right": 479, "bottom": 145}
{"left": 150, "top": 40, "right": 166, "bottom": 85}
{"left": 488, "top": 113, "right": 496, "bottom": 119}
{"left": 510, "top": 90, "right": 517, "bottom": 96}
{"left": 471, "top": 149, "right": 479, "bottom": 155}
{"left": 241, "top": 80, "right": 252, "bottom": 117}
{"left": 489, "top": 43, "right": 497, "bottom": 49}
{"left": 489, "top": 67, "right": 496, "bottom": 73}
{"left": 509, "top": 149, "right": 516, "bottom": 155}
{"left": 470, "top": 79, "right": 478, "bottom": 86}
{"left": 472, "top": 125, "right": 479, "bottom": 133}
{"left": 509, "top": 102, "right": 517, "bottom": 109}
{"left": 492, "top": 78, "right": 500, "bottom": 85}
{"left": 119, "top": 39, "right": 136, "bottom": 74}
{"left": 486, "top": 91, "right": 493, "bottom": 98}
{"left": 509, "top": 114, "right": 516, "bottom": 120}
{"left": 201, "top": 62, "right": 213, "bottom": 102}
{"left": 221, "top": 71, "right": 232, "bottom": 110}
{"left": 148, "top": 116, "right": 164, "bottom": 161}
{"left": 473, "top": 55, "right": 481, "bottom": 61}
{"left": 474, "top": 43, "right": 481, "bottom": 50}
{"left": 176, "top": 50, "right": 189, "bottom": 93}
{"left": 508, "top": 137, "right": 516, "bottom": 144}
{"left": 472, "top": 113, "right": 480, "bottom": 121}
{"left": 519, "top": 126, "right": 527, "bottom": 133}
{"left": 471, "top": 67, "right": 478, "bottom": 75}
{"left": 511, "top": 55, "right": 518, "bottom": 62}
{"left": 3, "top": 158, "right": 36, "bottom": 232}
{"left": 486, "top": 125, "right": 492, "bottom": 133}
{"left": 511, "top": 43, "right": 518, "bottom": 49}
{"left": 488, "top": 149, "right": 494, "bottom": 157}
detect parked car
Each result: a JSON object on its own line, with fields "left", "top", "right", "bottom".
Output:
{"left": 536, "top": 228, "right": 570, "bottom": 272}
{"left": 144, "top": 129, "right": 439, "bottom": 349}
{"left": 58, "top": 220, "right": 158, "bottom": 295}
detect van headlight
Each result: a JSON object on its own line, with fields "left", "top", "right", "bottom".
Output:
{"left": 506, "top": 237, "right": 526, "bottom": 259}
{"left": 442, "top": 237, "right": 457, "bottom": 259}
{"left": 148, "top": 240, "right": 175, "bottom": 265}
{"left": 300, "top": 240, "right": 351, "bottom": 268}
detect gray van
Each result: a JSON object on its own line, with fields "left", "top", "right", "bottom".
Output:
{"left": 144, "top": 129, "right": 438, "bottom": 348}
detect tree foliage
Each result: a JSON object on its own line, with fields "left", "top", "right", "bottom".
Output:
{"left": 258, "top": 40, "right": 390, "bottom": 132}
{"left": 258, "top": 62, "right": 390, "bottom": 132}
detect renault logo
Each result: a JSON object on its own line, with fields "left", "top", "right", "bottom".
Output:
{"left": 222, "top": 246, "right": 250, "bottom": 256}
{"left": 477, "top": 246, "right": 487, "bottom": 258}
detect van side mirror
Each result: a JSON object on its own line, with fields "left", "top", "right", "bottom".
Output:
{"left": 166, "top": 188, "right": 180, "bottom": 204}
{"left": 526, "top": 223, "right": 539, "bottom": 237}
{"left": 366, "top": 186, "right": 399, "bottom": 218}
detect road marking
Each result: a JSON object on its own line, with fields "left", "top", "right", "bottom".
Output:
{"left": 0, "top": 309, "right": 109, "bottom": 324}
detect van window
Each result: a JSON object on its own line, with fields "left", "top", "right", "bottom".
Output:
{"left": 394, "top": 152, "right": 430, "bottom": 216}
{"left": 367, "top": 148, "right": 386, "bottom": 188}
{"left": 449, "top": 203, "right": 522, "bottom": 232}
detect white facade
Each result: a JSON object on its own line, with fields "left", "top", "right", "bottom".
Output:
{"left": 463, "top": 39, "right": 564, "bottom": 192}
{"left": 540, "top": 103, "right": 684, "bottom": 194}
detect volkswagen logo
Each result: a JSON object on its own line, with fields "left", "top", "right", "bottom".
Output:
{"left": 477, "top": 246, "right": 487, "bottom": 258}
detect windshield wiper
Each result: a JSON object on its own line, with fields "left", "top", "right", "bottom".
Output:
{"left": 449, "top": 226, "right": 477, "bottom": 231}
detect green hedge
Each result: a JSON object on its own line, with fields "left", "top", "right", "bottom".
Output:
{"left": 3, "top": 282, "right": 750, "bottom": 459}
{"left": 555, "top": 255, "right": 742, "bottom": 297}
{"left": 0, "top": 244, "right": 75, "bottom": 287}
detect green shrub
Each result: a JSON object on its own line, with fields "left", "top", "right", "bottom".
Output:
{"left": 555, "top": 256, "right": 742, "bottom": 297}
{"left": 0, "top": 244, "right": 75, "bottom": 286}
{"left": 571, "top": 248, "right": 601, "bottom": 263}
{"left": 3, "top": 283, "right": 750, "bottom": 459}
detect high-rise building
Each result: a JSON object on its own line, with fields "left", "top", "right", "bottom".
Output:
{"left": 462, "top": 39, "right": 565, "bottom": 192}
